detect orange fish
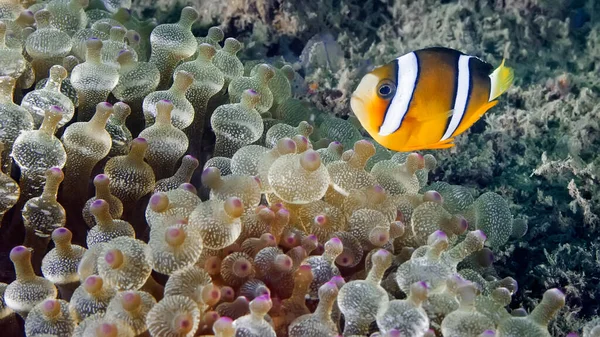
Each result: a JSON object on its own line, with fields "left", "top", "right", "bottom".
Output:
{"left": 350, "top": 47, "right": 514, "bottom": 152}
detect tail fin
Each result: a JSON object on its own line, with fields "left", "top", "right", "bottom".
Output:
{"left": 488, "top": 58, "right": 514, "bottom": 101}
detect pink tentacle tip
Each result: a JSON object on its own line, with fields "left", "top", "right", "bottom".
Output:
{"left": 338, "top": 254, "right": 352, "bottom": 266}
{"left": 256, "top": 293, "right": 270, "bottom": 301}
{"left": 330, "top": 276, "right": 344, "bottom": 284}
{"left": 217, "top": 316, "right": 233, "bottom": 323}
{"left": 418, "top": 281, "right": 430, "bottom": 289}
{"left": 159, "top": 99, "right": 172, "bottom": 104}
{"left": 178, "top": 318, "right": 192, "bottom": 330}
{"left": 450, "top": 274, "right": 467, "bottom": 283}
{"left": 99, "top": 323, "right": 116, "bottom": 335}
{"left": 324, "top": 281, "right": 337, "bottom": 288}
{"left": 166, "top": 227, "right": 183, "bottom": 238}
{"left": 433, "top": 230, "right": 448, "bottom": 239}
{"left": 209, "top": 289, "right": 220, "bottom": 299}
{"left": 388, "top": 329, "right": 402, "bottom": 337}
{"left": 180, "top": 183, "right": 196, "bottom": 192}
{"left": 134, "top": 137, "right": 147, "bottom": 143}
{"left": 49, "top": 167, "right": 62, "bottom": 174}
{"left": 329, "top": 237, "right": 342, "bottom": 244}
{"left": 91, "top": 199, "right": 105, "bottom": 207}
{"left": 375, "top": 249, "right": 390, "bottom": 257}
{"left": 55, "top": 227, "right": 68, "bottom": 234}
{"left": 104, "top": 253, "right": 115, "bottom": 264}
{"left": 102, "top": 102, "right": 113, "bottom": 107}
{"left": 85, "top": 275, "right": 99, "bottom": 286}
{"left": 474, "top": 230, "right": 487, "bottom": 241}
{"left": 459, "top": 217, "right": 469, "bottom": 231}
{"left": 247, "top": 89, "right": 258, "bottom": 95}
{"left": 202, "top": 167, "right": 215, "bottom": 175}
{"left": 304, "top": 150, "right": 318, "bottom": 160}
{"left": 42, "top": 299, "right": 58, "bottom": 311}
{"left": 104, "top": 250, "right": 121, "bottom": 265}
{"left": 230, "top": 198, "right": 242, "bottom": 208}
{"left": 94, "top": 174, "right": 107, "bottom": 181}
{"left": 122, "top": 292, "right": 137, "bottom": 303}
{"left": 427, "top": 190, "right": 442, "bottom": 201}
{"left": 298, "top": 264, "right": 311, "bottom": 272}
{"left": 11, "top": 246, "right": 27, "bottom": 255}
{"left": 149, "top": 194, "right": 163, "bottom": 206}
{"left": 315, "top": 215, "right": 327, "bottom": 225}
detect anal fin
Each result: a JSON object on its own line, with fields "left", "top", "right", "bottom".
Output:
{"left": 453, "top": 100, "right": 498, "bottom": 136}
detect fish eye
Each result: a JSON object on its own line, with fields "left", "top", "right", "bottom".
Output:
{"left": 377, "top": 81, "right": 396, "bottom": 99}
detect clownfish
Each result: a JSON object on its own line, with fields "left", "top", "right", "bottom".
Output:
{"left": 350, "top": 47, "right": 514, "bottom": 152}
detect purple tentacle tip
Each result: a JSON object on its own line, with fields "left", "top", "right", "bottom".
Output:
{"left": 91, "top": 199, "right": 105, "bottom": 207}
{"left": 329, "top": 237, "right": 342, "bottom": 244}
{"left": 13, "top": 246, "right": 26, "bottom": 253}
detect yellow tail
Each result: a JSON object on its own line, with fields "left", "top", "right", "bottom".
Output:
{"left": 488, "top": 58, "right": 515, "bottom": 101}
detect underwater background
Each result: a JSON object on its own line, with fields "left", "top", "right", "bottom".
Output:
{"left": 0, "top": 0, "right": 598, "bottom": 336}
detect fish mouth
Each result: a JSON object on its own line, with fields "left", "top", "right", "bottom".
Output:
{"left": 349, "top": 94, "right": 365, "bottom": 118}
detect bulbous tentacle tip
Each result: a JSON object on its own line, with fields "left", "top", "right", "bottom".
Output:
{"left": 472, "top": 229, "right": 487, "bottom": 241}
{"left": 51, "top": 227, "right": 72, "bottom": 244}
{"left": 120, "top": 291, "right": 142, "bottom": 311}
{"left": 104, "top": 249, "right": 124, "bottom": 269}
{"left": 48, "top": 166, "right": 64, "bottom": 177}
{"left": 90, "top": 198, "right": 109, "bottom": 210}
{"left": 10, "top": 245, "right": 31, "bottom": 261}
{"left": 97, "top": 322, "right": 118, "bottom": 337}
{"left": 149, "top": 192, "right": 169, "bottom": 212}
{"left": 94, "top": 174, "right": 109, "bottom": 185}
{"left": 132, "top": 137, "right": 147, "bottom": 145}
{"left": 83, "top": 275, "right": 103, "bottom": 291}
{"left": 423, "top": 190, "right": 443, "bottom": 203}
{"left": 432, "top": 229, "right": 448, "bottom": 240}
{"left": 179, "top": 183, "right": 197, "bottom": 194}
{"left": 165, "top": 226, "right": 187, "bottom": 247}
{"left": 545, "top": 287, "right": 566, "bottom": 301}
{"left": 388, "top": 329, "right": 402, "bottom": 337}
{"left": 224, "top": 197, "right": 244, "bottom": 218}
